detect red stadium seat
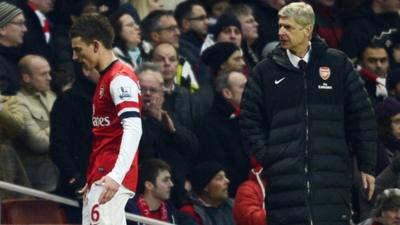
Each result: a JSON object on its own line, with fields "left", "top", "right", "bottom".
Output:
{"left": 1, "top": 199, "right": 68, "bottom": 224}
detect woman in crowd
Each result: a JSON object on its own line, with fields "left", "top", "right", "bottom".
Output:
{"left": 109, "top": 10, "right": 142, "bottom": 68}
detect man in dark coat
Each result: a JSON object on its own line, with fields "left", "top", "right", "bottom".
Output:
{"left": 195, "top": 71, "right": 249, "bottom": 196}
{"left": 240, "top": 2, "right": 377, "bottom": 225}
{"left": 50, "top": 64, "right": 99, "bottom": 223}
{"left": 0, "top": 2, "right": 26, "bottom": 95}
{"left": 136, "top": 62, "right": 199, "bottom": 207}
{"left": 18, "top": 0, "right": 55, "bottom": 66}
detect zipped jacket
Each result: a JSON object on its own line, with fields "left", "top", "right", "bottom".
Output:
{"left": 240, "top": 37, "right": 377, "bottom": 225}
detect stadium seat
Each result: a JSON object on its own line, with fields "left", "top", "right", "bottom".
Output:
{"left": 1, "top": 199, "right": 68, "bottom": 224}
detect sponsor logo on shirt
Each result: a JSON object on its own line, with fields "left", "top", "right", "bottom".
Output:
{"left": 92, "top": 116, "right": 111, "bottom": 126}
{"left": 119, "top": 86, "right": 132, "bottom": 99}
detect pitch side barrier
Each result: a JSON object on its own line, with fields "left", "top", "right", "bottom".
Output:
{"left": 0, "top": 181, "right": 174, "bottom": 225}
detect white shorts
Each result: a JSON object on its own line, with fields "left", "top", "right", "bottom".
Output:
{"left": 82, "top": 182, "right": 134, "bottom": 225}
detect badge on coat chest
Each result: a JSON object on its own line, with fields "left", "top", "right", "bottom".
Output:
{"left": 318, "top": 66, "right": 333, "bottom": 90}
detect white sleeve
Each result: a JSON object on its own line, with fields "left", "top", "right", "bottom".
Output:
{"left": 107, "top": 117, "right": 142, "bottom": 185}
{"left": 107, "top": 74, "right": 142, "bottom": 185}
{"left": 109, "top": 75, "right": 141, "bottom": 119}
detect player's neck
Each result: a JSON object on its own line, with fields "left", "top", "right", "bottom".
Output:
{"left": 143, "top": 192, "right": 162, "bottom": 211}
{"left": 96, "top": 50, "right": 117, "bottom": 72}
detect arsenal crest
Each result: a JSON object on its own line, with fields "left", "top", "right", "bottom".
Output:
{"left": 99, "top": 86, "right": 104, "bottom": 98}
{"left": 319, "top": 67, "right": 331, "bottom": 80}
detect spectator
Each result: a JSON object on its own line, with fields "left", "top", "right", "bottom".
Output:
{"left": 142, "top": 10, "right": 199, "bottom": 92}
{"left": 341, "top": 0, "right": 400, "bottom": 60}
{"left": 0, "top": 94, "right": 31, "bottom": 199}
{"left": 109, "top": 9, "right": 142, "bottom": 68}
{"left": 240, "top": 2, "right": 377, "bottom": 224}
{"left": 233, "top": 158, "right": 266, "bottom": 225}
{"left": 18, "top": 0, "right": 56, "bottom": 66}
{"left": 126, "top": 159, "right": 176, "bottom": 224}
{"left": 358, "top": 188, "right": 400, "bottom": 225}
{"left": 227, "top": 4, "right": 260, "bottom": 69}
{"left": 151, "top": 42, "right": 199, "bottom": 129}
{"left": 14, "top": 54, "right": 58, "bottom": 192}
{"left": 199, "top": 0, "right": 230, "bottom": 26}
{"left": 195, "top": 71, "right": 249, "bottom": 196}
{"left": 50, "top": 64, "right": 99, "bottom": 223}
{"left": 201, "top": 42, "right": 244, "bottom": 77}
{"left": 209, "top": 13, "right": 242, "bottom": 49}
{"left": 197, "top": 42, "right": 244, "bottom": 116}
{"left": 372, "top": 98, "right": 400, "bottom": 193}
{"left": 130, "top": 0, "right": 164, "bottom": 20}
{"left": 306, "top": 0, "right": 343, "bottom": 49}
{"left": 0, "top": 1, "right": 27, "bottom": 95}
{"left": 387, "top": 68, "right": 400, "bottom": 99}
{"left": 252, "top": 0, "right": 285, "bottom": 56}
{"left": 175, "top": 0, "right": 208, "bottom": 67}
{"left": 358, "top": 42, "right": 389, "bottom": 105}
{"left": 181, "top": 161, "right": 234, "bottom": 225}
{"left": 137, "top": 62, "right": 199, "bottom": 206}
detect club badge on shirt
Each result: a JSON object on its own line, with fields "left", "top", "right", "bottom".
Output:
{"left": 99, "top": 86, "right": 104, "bottom": 99}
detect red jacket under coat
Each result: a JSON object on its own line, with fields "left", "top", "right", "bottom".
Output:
{"left": 233, "top": 168, "right": 267, "bottom": 225}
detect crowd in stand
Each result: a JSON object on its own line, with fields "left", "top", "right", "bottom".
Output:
{"left": 1, "top": 0, "right": 400, "bottom": 224}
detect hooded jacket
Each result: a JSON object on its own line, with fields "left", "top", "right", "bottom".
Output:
{"left": 240, "top": 37, "right": 377, "bottom": 225}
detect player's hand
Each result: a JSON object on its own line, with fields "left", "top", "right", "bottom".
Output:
{"left": 161, "top": 110, "right": 176, "bottom": 133}
{"left": 96, "top": 176, "right": 120, "bottom": 204}
{"left": 361, "top": 171, "right": 375, "bottom": 200}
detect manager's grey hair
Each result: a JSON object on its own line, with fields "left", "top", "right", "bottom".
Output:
{"left": 278, "top": 2, "right": 315, "bottom": 29}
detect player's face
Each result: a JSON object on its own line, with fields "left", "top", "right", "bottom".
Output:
{"left": 152, "top": 170, "right": 173, "bottom": 201}
{"left": 278, "top": 17, "right": 311, "bottom": 53}
{"left": 71, "top": 37, "right": 97, "bottom": 71}
{"left": 204, "top": 171, "right": 230, "bottom": 202}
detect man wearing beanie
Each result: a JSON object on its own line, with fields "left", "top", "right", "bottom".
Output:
{"left": 212, "top": 13, "right": 242, "bottom": 47}
{"left": 180, "top": 161, "right": 234, "bottom": 225}
{"left": 201, "top": 42, "right": 245, "bottom": 77}
{"left": 358, "top": 188, "right": 400, "bottom": 225}
{"left": 195, "top": 42, "right": 245, "bottom": 117}
{"left": 0, "top": 1, "right": 26, "bottom": 95}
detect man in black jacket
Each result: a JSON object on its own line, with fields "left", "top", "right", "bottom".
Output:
{"left": 240, "top": 2, "right": 377, "bottom": 225}
{"left": 0, "top": 2, "right": 26, "bottom": 95}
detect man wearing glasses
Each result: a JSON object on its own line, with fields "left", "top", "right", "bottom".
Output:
{"left": 0, "top": 1, "right": 27, "bottom": 95}
{"left": 174, "top": 0, "right": 208, "bottom": 65}
{"left": 142, "top": 10, "right": 200, "bottom": 93}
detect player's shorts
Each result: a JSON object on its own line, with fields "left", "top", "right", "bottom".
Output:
{"left": 82, "top": 182, "right": 134, "bottom": 225}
